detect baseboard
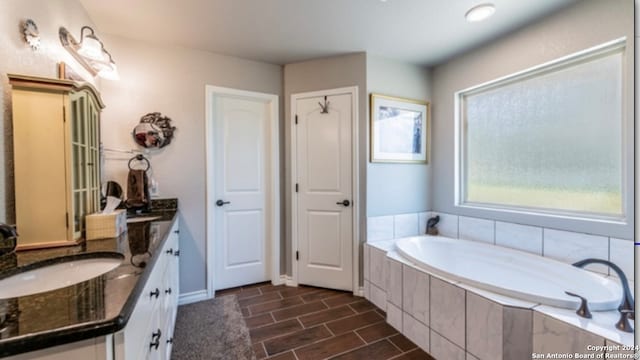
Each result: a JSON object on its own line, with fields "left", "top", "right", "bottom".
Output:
{"left": 353, "top": 286, "right": 365, "bottom": 297}
{"left": 178, "top": 290, "right": 209, "bottom": 305}
{"left": 284, "top": 276, "right": 297, "bottom": 287}
{"left": 272, "top": 275, "right": 286, "bottom": 286}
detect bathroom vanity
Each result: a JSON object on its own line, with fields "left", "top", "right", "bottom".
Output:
{"left": 0, "top": 211, "right": 180, "bottom": 360}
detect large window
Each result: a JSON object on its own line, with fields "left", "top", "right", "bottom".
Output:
{"left": 455, "top": 39, "right": 625, "bottom": 220}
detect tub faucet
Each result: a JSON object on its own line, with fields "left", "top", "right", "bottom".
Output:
{"left": 572, "top": 258, "right": 634, "bottom": 318}
{"left": 426, "top": 216, "right": 439, "bottom": 236}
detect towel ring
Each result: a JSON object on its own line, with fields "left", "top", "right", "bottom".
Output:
{"left": 128, "top": 154, "right": 150, "bottom": 171}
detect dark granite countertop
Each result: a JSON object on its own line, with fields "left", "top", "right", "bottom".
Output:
{"left": 0, "top": 210, "right": 178, "bottom": 357}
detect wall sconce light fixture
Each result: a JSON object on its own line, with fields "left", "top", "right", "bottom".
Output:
{"left": 59, "top": 26, "right": 119, "bottom": 80}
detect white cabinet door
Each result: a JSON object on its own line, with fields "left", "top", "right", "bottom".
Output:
{"left": 294, "top": 92, "right": 354, "bottom": 291}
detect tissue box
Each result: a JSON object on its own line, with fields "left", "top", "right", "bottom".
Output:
{"left": 85, "top": 209, "right": 127, "bottom": 240}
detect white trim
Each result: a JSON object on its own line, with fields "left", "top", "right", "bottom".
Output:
{"left": 179, "top": 290, "right": 209, "bottom": 305}
{"left": 290, "top": 86, "right": 360, "bottom": 294}
{"left": 273, "top": 275, "right": 286, "bottom": 286}
{"left": 277, "top": 274, "right": 298, "bottom": 287}
{"left": 354, "top": 287, "right": 365, "bottom": 297}
{"left": 205, "top": 85, "right": 280, "bottom": 299}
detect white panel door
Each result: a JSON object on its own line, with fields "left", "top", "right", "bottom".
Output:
{"left": 295, "top": 93, "right": 353, "bottom": 291}
{"left": 214, "top": 96, "right": 270, "bottom": 290}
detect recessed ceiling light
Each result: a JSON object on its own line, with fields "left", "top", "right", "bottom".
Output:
{"left": 465, "top": 3, "right": 496, "bottom": 22}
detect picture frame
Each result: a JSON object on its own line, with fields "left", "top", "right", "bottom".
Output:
{"left": 370, "top": 93, "right": 430, "bottom": 164}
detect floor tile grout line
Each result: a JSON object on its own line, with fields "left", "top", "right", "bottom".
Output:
{"left": 385, "top": 335, "right": 405, "bottom": 353}
{"left": 322, "top": 323, "right": 335, "bottom": 337}
{"left": 248, "top": 299, "right": 349, "bottom": 332}
{"left": 246, "top": 297, "right": 309, "bottom": 314}
{"left": 324, "top": 308, "right": 383, "bottom": 327}
{"left": 326, "top": 338, "right": 397, "bottom": 360}
{"left": 261, "top": 324, "right": 336, "bottom": 358}
{"left": 383, "top": 333, "right": 418, "bottom": 353}
{"left": 258, "top": 342, "right": 268, "bottom": 359}
{"left": 272, "top": 301, "right": 334, "bottom": 322}
{"left": 297, "top": 307, "right": 358, "bottom": 328}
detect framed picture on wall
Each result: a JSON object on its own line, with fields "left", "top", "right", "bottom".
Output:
{"left": 370, "top": 93, "right": 430, "bottom": 163}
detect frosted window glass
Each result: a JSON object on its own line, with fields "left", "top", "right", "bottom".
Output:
{"left": 461, "top": 51, "right": 623, "bottom": 217}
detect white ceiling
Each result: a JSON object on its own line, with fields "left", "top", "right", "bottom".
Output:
{"left": 78, "top": 0, "right": 576, "bottom": 66}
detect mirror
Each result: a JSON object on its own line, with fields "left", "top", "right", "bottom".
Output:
{"left": 132, "top": 112, "right": 176, "bottom": 149}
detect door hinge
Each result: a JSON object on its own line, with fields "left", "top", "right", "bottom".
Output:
{"left": 295, "top": 115, "right": 298, "bottom": 125}
{"left": 295, "top": 183, "right": 299, "bottom": 193}
{"left": 65, "top": 212, "right": 69, "bottom": 228}
{"left": 296, "top": 251, "right": 299, "bottom": 261}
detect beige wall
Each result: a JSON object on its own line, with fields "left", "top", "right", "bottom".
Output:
{"left": 99, "top": 34, "right": 283, "bottom": 294}
{"left": 283, "top": 53, "right": 367, "bottom": 277}
{"left": 0, "top": 0, "right": 98, "bottom": 224}
{"left": 431, "top": 0, "right": 634, "bottom": 239}
{"left": 366, "top": 55, "right": 432, "bottom": 217}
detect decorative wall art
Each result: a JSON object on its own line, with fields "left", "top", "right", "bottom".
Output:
{"left": 132, "top": 112, "right": 177, "bottom": 149}
{"left": 370, "top": 93, "right": 430, "bottom": 163}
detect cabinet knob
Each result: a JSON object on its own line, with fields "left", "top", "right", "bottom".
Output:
{"left": 149, "top": 329, "right": 162, "bottom": 350}
{"left": 166, "top": 337, "right": 174, "bottom": 344}
{"left": 166, "top": 248, "right": 173, "bottom": 255}
{"left": 173, "top": 229, "right": 180, "bottom": 234}
{"left": 165, "top": 288, "right": 172, "bottom": 295}
{"left": 150, "top": 288, "right": 160, "bottom": 299}
{"left": 174, "top": 250, "right": 180, "bottom": 257}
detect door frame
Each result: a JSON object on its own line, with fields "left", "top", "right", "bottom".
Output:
{"left": 290, "top": 86, "right": 360, "bottom": 295}
{"left": 205, "top": 85, "right": 280, "bottom": 299}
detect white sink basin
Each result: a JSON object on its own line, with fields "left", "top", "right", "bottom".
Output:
{"left": 0, "top": 255, "right": 123, "bottom": 299}
{"left": 127, "top": 216, "right": 162, "bottom": 223}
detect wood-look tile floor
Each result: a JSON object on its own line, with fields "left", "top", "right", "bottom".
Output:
{"left": 216, "top": 282, "right": 435, "bottom": 360}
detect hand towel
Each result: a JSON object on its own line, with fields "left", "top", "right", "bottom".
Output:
{"left": 126, "top": 169, "right": 150, "bottom": 209}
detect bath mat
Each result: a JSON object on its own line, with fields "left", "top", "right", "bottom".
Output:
{"left": 172, "top": 295, "right": 255, "bottom": 360}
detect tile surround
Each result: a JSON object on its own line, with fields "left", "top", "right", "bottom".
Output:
{"left": 458, "top": 216, "right": 494, "bottom": 244}
{"left": 368, "top": 211, "right": 634, "bottom": 281}
{"left": 434, "top": 212, "right": 459, "bottom": 238}
{"left": 502, "top": 307, "right": 533, "bottom": 360}
{"left": 386, "top": 302, "right": 402, "bottom": 332}
{"left": 609, "top": 238, "right": 634, "bottom": 281}
{"left": 543, "top": 229, "right": 609, "bottom": 274}
{"left": 369, "top": 247, "right": 386, "bottom": 288}
{"left": 466, "top": 293, "right": 503, "bottom": 360}
{"left": 365, "top": 209, "right": 634, "bottom": 356}
{"left": 402, "top": 265, "right": 429, "bottom": 325}
{"left": 369, "top": 283, "right": 386, "bottom": 311}
{"left": 418, "top": 212, "right": 430, "bottom": 234}
{"left": 385, "top": 258, "right": 403, "bottom": 307}
{"left": 495, "top": 221, "right": 542, "bottom": 255}
{"left": 430, "top": 330, "right": 466, "bottom": 360}
{"left": 402, "top": 313, "right": 429, "bottom": 352}
{"left": 366, "top": 215, "right": 394, "bottom": 242}
{"left": 393, "top": 213, "right": 419, "bottom": 238}
{"left": 532, "top": 311, "right": 605, "bottom": 355}
{"left": 430, "top": 277, "right": 466, "bottom": 349}
{"left": 364, "top": 241, "right": 632, "bottom": 359}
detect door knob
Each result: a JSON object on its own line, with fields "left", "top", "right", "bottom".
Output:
{"left": 336, "top": 200, "right": 350, "bottom": 207}
{"left": 216, "top": 199, "right": 230, "bottom": 207}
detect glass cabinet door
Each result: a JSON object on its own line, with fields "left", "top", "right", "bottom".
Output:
{"left": 70, "top": 91, "right": 101, "bottom": 240}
